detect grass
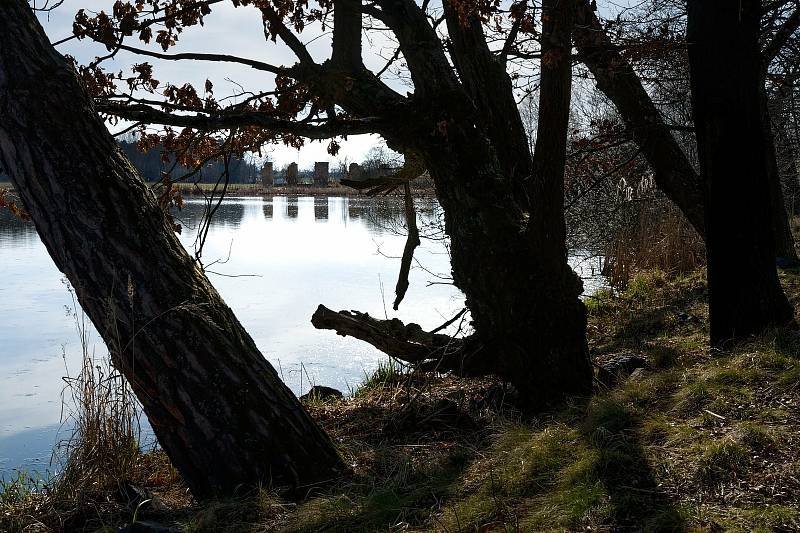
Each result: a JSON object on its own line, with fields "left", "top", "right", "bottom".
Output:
{"left": 5, "top": 268, "right": 800, "bottom": 531}
{"left": 353, "top": 358, "right": 406, "bottom": 397}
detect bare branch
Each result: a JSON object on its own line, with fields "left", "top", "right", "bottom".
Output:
{"left": 763, "top": 4, "right": 800, "bottom": 66}
{"left": 94, "top": 101, "right": 387, "bottom": 139}
{"left": 112, "top": 43, "right": 289, "bottom": 75}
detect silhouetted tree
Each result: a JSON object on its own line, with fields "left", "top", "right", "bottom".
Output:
{"left": 687, "top": 0, "right": 794, "bottom": 344}
{"left": 0, "top": 1, "right": 345, "bottom": 499}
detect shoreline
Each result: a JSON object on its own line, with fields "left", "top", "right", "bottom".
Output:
{"left": 1, "top": 182, "right": 438, "bottom": 198}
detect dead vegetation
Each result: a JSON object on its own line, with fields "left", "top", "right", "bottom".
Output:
{"left": 4, "top": 269, "right": 800, "bottom": 532}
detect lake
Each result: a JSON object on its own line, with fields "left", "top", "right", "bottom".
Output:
{"left": 0, "top": 194, "right": 603, "bottom": 478}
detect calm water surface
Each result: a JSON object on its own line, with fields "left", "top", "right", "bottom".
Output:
{"left": 0, "top": 195, "right": 602, "bottom": 477}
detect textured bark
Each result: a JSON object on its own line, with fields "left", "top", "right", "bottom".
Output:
{"left": 0, "top": 1, "right": 345, "bottom": 499}
{"left": 443, "top": 0, "right": 532, "bottom": 187}
{"left": 687, "top": 0, "right": 794, "bottom": 345}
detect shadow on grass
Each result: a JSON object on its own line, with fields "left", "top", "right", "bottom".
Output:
{"left": 592, "top": 281, "right": 708, "bottom": 354}
{"left": 579, "top": 397, "right": 684, "bottom": 532}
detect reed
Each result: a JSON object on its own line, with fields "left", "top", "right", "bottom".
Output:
{"left": 603, "top": 204, "right": 705, "bottom": 289}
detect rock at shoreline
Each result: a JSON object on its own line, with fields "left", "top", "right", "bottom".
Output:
{"left": 300, "top": 385, "right": 344, "bottom": 402}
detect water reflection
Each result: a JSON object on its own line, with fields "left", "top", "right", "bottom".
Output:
{"left": 0, "top": 195, "right": 462, "bottom": 478}
{"left": 287, "top": 197, "right": 298, "bottom": 219}
{"left": 0, "top": 194, "right": 604, "bottom": 478}
{"left": 0, "top": 208, "right": 36, "bottom": 239}
{"left": 314, "top": 198, "right": 328, "bottom": 220}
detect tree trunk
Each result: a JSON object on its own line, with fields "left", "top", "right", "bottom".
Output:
{"left": 416, "top": 0, "right": 591, "bottom": 405}
{"left": 421, "top": 141, "right": 591, "bottom": 404}
{"left": 0, "top": 1, "right": 345, "bottom": 499}
{"left": 687, "top": 0, "right": 794, "bottom": 346}
{"left": 760, "top": 83, "right": 800, "bottom": 264}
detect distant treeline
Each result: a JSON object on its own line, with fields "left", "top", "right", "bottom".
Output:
{"left": 0, "top": 141, "right": 259, "bottom": 184}
{"left": 117, "top": 140, "right": 259, "bottom": 184}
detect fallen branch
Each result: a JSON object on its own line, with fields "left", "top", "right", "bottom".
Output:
{"left": 310, "top": 304, "right": 489, "bottom": 379}
{"left": 311, "top": 305, "right": 458, "bottom": 361}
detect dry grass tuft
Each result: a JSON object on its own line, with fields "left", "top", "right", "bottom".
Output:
{"left": 604, "top": 205, "right": 705, "bottom": 290}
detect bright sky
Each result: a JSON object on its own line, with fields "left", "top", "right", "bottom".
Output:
{"left": 32, "top": 1, "right": 634, "bottom": 168}
{"left": 34, "top": 0, "right": 405, "bottom": 168}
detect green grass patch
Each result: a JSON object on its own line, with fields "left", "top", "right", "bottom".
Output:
{"left": 354, "top": 359, "right": 406, "bottom": 396}
{"left": 696, "top": 440, "right": 750, "bottom": 486}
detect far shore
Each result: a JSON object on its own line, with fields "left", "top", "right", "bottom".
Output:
{"left": 0, "top": 181, "right": 437, "bottom": 198}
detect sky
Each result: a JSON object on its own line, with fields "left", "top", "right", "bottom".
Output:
{"left": 33, "top": 0, "right": 406, "bottom": 168}
{"left": 31, "top": 1, "right": 635, "bottom": 169}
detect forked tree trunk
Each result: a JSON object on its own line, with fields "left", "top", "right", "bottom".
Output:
{"left": 0, "top": 1, "right": 345, "bottom": 499}
{"left": 687, "top": 0, "right": 794, "bottom": 345}
{"left": 422, "top": 140, "right": 591, "bottom": 403}
{"left": 419, "top": 0, "right": 591, "bottom": 404}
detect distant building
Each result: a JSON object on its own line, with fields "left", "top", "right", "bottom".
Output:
{"left": 348, "top": 162, "right": 364, "bottom": 181}
{"left": 313, "top": 162, "right": 330, "bottom": 187}
{"left": 260, "top": 162, "right": 273, "bottom": 187}
{"left": 286, "top": 162, "right": 299, "bottom": 186}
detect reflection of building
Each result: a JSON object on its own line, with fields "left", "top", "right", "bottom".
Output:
{"left": 262, "top": 199, "right": 273, "bottom": 219}
{"left": 287, "top": 198, "right": 298, "bottom": 218}
{"left": 313, "top": 162, "right": 329, "bottom": 187}
{"left": 260, "top": 162, "right": 273, "bottom": 187}
{"left": 314, "top": 197, "right": 328, "bottom": 220}
{"left": 348, "top": 201, "right": 361, "bottom": 220}
{"left": 286, "top": 163, "right": 299, "bottom": 186}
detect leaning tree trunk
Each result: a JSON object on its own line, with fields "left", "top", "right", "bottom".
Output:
{"left": 574, "top": 0, "right": 706, "bottom": 238}
{"left": 0, "top": 1, "right": 345, "bottom": 499}
{"left": 687, "top": 0, "right": 794, "bottom": 346}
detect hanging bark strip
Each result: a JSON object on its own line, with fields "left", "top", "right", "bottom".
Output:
{"left": 393, "top": 182, "right": 420, "bottom": 310}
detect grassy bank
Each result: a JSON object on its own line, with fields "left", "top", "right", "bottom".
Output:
{"left": 4, "top": 269, "right": 800, "bottom": 532}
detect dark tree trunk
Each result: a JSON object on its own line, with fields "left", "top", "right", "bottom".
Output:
{"left": 418, "top": 0, "right": 591, "bottom": 405}
{"left": 0, "top": 1, "right": 345, "bottom": 499}
{"left": 687, "top": 0, "right": 794, "bottom": 345}
{"left": 762, "top": 99, "right": 800, "bottom": 264}
{"left": 422, "top": 141, "right": 591, "bottom": 404}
